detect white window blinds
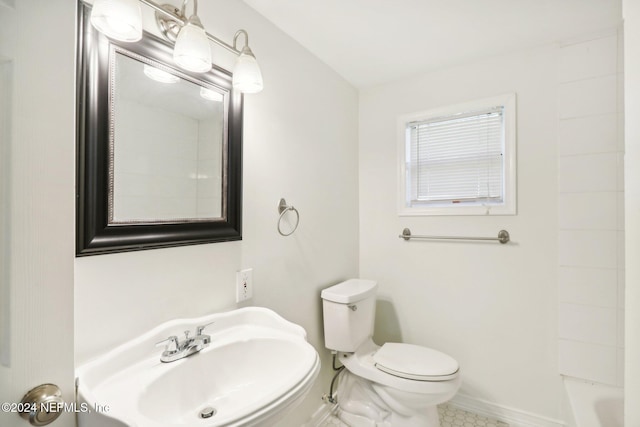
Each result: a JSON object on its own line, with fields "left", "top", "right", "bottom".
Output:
{"left": 407, "top": 106, "right": 505, "bottom": 206}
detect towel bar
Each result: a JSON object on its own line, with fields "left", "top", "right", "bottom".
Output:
{"left": 399, "top": 228, "right": 510, "bottom": 244}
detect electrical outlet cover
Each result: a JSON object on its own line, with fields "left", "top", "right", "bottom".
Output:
{"left": 236, "top": 268, "right": 253, "bottom": 302}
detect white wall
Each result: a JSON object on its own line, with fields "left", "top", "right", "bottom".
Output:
{"left": 624, "top": 0, "right": 640, "bottom": 424}
{"left": 359, "top": 45, "right": 565, "bottom": 421}
{"left": 557, "top": 31, "right": 625, "bottom": 387}
{"left": 74, "top": 0, "right": 359, "bottom": 425}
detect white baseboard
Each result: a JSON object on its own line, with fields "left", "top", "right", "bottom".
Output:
{"left": 449, "top": 393, "right": 567, "bottom": 427}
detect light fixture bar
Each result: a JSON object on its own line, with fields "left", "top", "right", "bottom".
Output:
{"left": 139, "top": 0, "right": 241, "bottom": 56}
{"left": 139, "top": 0, "right": 184, "bottom": 24}
{"left": 204, "top": 30, "right": 241, "bottom": 56}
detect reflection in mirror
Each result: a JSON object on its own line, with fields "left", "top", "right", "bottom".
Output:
{"left": 110, "top": 52, "right": 227, "bottom": 224}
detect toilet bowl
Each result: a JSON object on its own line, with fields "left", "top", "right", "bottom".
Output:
{"left": 321, "top": 279, "right": 461, "bottom": 427}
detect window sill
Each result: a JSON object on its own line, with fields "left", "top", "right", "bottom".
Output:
{"left": 398, "top": 203, "right": 516, "bottom": 216}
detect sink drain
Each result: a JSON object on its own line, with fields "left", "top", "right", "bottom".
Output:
{"left": 200, "top": 407, "right": 217, "bottom": 419}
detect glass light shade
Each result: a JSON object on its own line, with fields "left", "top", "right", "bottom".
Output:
{"left": 143, "top": 65, "right": 179, "bottom": 84}
{"left": 90, "top": 0, "right": 142, "bottom": 42}
{"left": 173, "top": 16, "right": 212, "bottom": 73}
{"left": 233, "top": 46, "right": 263, "bottom": 93}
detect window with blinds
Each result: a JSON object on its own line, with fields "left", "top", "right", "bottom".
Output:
{"left": 399, "top": 94, "right": 516, "bottom": 215}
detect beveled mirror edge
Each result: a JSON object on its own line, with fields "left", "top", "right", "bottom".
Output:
{"left": 76, "top": 1, "right": 243, "bottom": 256}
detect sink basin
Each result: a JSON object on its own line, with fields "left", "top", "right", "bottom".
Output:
{"left": 77, "top": 307, "right": 320, "bottom": 427}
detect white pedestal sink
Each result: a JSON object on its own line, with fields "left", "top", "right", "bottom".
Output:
{"left": 76, "top": 307, "right": 320, "bottom": 427}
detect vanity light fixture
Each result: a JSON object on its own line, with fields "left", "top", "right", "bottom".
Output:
{"left": 232, "top": 30, "right": 263, "bottom": 94}
{"left": 171, "top": 0, "right": 211, "bottom": 73}
{"left": 90, "top": 0, "right": 264, "bottom": 92}
{"left": 143, "top": 64, "right": 180, "bottom": 83}
{"left": 90, "top": 0, "right": 143, "bottom": 42}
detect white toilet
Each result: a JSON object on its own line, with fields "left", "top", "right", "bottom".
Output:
{"left": 321, "top": 279, "right": 461, "bottom": 427}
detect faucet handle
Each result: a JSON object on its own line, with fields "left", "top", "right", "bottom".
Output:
{"left": 155, "top": 335, "right": 179, "bottom": 352}
{"left": 196, "top": 321, "right": 215, "bottom": 336}
{"left": 195, "top": 322, "right": 215, "bottom": 346}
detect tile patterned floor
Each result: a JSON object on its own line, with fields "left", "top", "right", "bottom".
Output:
{"left": 438, "top": 405, "right": 509, "bottom": 427}
{"left": 319, "top": 404, "right": 509, "bottom": 427}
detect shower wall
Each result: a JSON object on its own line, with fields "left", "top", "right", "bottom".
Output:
{"left": 557, "top": 30, "right": 625, "bottom": 387}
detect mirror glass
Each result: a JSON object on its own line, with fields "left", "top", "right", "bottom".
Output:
{"left": 110, "top": 52, "right": 227, "bottom": 224}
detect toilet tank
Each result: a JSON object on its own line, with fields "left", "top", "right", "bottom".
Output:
{"left": 321, "top": 279, "right": 377, "bottom": 352}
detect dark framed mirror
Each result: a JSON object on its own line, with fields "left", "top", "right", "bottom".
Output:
{"left": 76, "top": 2, "right": 242, "bottom": 256}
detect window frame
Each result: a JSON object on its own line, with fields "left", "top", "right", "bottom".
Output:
{"left": 397, "top": 93, "right": 517, "bottom": 216}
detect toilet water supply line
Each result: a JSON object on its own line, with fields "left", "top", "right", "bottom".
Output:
{"left": 325, "top": 351, "right": 345, "bottom": 404}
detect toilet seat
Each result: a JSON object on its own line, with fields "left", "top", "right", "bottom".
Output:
{"left": 373, "top": 343, "right": 459, "bottom": 381}
{"left": 340, "top": 339, "right": 460, "bottom": 394}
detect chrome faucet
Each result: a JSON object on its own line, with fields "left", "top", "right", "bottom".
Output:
{"left": 156, "top": 322, "right": 214, "bottom": 363}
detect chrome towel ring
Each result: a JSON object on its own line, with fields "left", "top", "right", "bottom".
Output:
{"left": 277, "top": 198, "right": 300, "bottom": 236}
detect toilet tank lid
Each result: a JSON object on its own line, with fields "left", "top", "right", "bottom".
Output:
{"left": 321, "top": 279, "right": 377, "bottom": 304}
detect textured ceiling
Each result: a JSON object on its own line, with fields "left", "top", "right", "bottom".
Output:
{"left": 243, "top": 0, "right": 622, "bottom": 88}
